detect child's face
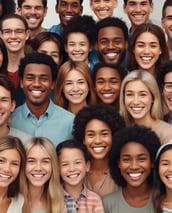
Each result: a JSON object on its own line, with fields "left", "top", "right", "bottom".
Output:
{"left": 159, "top": 149, "right": 172, "bottom": 189}
{"left": 65, "top": 32, "right": 92, "bottom": 64}
{"left": 59, "top": 148, "right": 90, "bottom": 190}
{"left": 90, "top": 0, "right": 117, "bottom": 20}
{"left": 84, "top": 119, "right": 112, "bottom": 160}
{"left": 95, "top": 67, "right": 121, "bottom": 105}
{"left": 25, "top": 145, "right": 52, "bottom": 187}
{"left": 118, "top": 142, "right": 152, "bottom": 188}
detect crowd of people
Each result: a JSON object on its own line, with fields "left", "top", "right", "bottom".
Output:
{"left": 1, "top": 0, "right": 172, "bottom": 212}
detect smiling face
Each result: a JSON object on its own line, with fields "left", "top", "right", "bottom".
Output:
{"left": 90, "top": 0, "right": 117, "bottom": 20}
{"left": 96, "top": 26, "right": 127, "bottom": 64}
{"left": 118, "top": 142, "right": 152, "bottom": 188}
{"left": 56, "top": 0, "right": 83, "bottom": 29}
{"left": 0, "top": 149, "right": 21, "bottom": 190}
{"left": 162, "top": 6, "right": 172, "bottom": 43}
{"left": 17, "top": 0, "right": 47, "bottom": 31}
{"left": 84, "top": 119, "right": 112, "bottom": 160}
{"left": 123, "top": 0, "right": 153, "bottom": 29}
{"left": 124, "top": 80, "right": 153, "bottom": 124}
{"left": 95, "top": 66, "right": 121, "bottom": 106}
{"left": 59, "top": 148, "right": 90, "bottom": 191}
{"left": 25, "top": 145, "right": 52, "bottom": 188}
{"left": 163, "top": 72, "right": 172, "bottom": 114}
{"left": 63, "top": 69, "right": 89, "bottom": 107}
{"left": 133, "top": 32, "right": 162, "bottom": 75}
{"left": 0, "top": 18, "right": 29, "bottom": 54}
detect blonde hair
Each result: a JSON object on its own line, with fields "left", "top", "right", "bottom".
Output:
{"left": 23, "top": 137, "right": 65, "bottom": 213}
{"left": 120, "top": 70, "right": 163, "bottom": 126}
{"left": 54, "top": 60, "right": 97, "bottom": 108}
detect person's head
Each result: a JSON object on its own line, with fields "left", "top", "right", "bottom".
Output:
{"left": 54, "top": 60, "right": 96, "bottom": 111}
{"left": 157, "top": 61, "right": 172, "bottom": 116}
{"left": 153, "top": 142, "right": 172, "bottom": 213}
{"left": 120, "top": 70, "right": 163, "bottom": 126}
{"left": 128, "top": 23, "right": 169, "bottom": 76}
{"left": 0, "top": 136, "right": 26, "bottom": 197}
{"left": 73, "top": 104, "right": 125, "bottom": 160}
{"left": 0, "top": 74, "right": 16, "bottom": 128}
{"left": 63, "top": 15, "right": 95, "bottom": 64}
{"left": 110, "top": 125, "right": 160, "bottom": 188}
{"left": 123, "top": 0, "right": 153, "bottom": 31}
{"left": 95, "top": 17, "right": 128, "bottom": 64}
{"left": 55, "top": 0, "right": 83, "bottom": 29}
{"left": 92, "top": 62, "right": 127, "bottom": 107}
{"left": 32, "top": 32, "right": 65, "bottom": 66}
{"left": 19, "top": 52, "right": 57, "bottom": 109}
{"left": 0, "top": 0, "right": 16, "bottom": 19}
{"left": 0, "top": 13, "right": 29, "bottom": 54}
{"left": 24, "top": 137, "right": 64, "bottom": 213}
{"left": 0, "top": 38, "right": 8, "bottom": 74}
{"left": 56, "top": 139, "right": 90, "bottom": 190}
{"left": 90, "top": 0, "right": 117, "bottom": 20}
{"left": 17, "top": 0, "right": 47, "bottom": 32}
{"left": 162, "top": 0, "right": 172, "bottom": 43}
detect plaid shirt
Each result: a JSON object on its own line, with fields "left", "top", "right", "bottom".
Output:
{"left": 63, "top": 185, "right": 105, "bottom": 213}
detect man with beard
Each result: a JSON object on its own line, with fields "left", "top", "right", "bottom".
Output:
{"left": 17, "top": 0, "right": 47, "bottom": 39}
{"left": 95, "top": 17, "right": 129, "bottom": 70}
{"left": 11, "top": 52, "right": 74, "bottom": 146}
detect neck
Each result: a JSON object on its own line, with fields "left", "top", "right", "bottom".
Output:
{"left": 64, "top": 183, "right": 83, "bottom": 200}
{"left": 0, "top": 125, "right": 10, "bottom": 137}
{"left": 7, "top": 51, "right": 25, "bottom": 72}
{"left": 29, "top": 27, "right": 45, "bottom": 40}
{"left": 90, "top": 157, "right": 109, "bottom": 172}
{"left": 68, "top": 101, "right": 87, "bottom": 114}
{"left": 134, "top": 115, "right": 159, "bottom": 128}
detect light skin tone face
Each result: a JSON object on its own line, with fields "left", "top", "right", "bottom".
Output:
{"left": 95, "top": 67, "right": 121, "bottom": 105}
{"left": 38, "top": 41, "right": 61, "bottom": 65}
{"left": 84, "top": 119, "right": 112, "bottom": 161}
{"left": 20, "top": 63, "right": 54, "bottom": 115}
{"left": 90, "top": 0, "right": 117, "bottom": 20}
{"left": 17, "top": 0, "right": 47, "bottom": 31}
{"left": 59, "top": 148, "right": 90, "bottom": 193}
{"left": 118, "top": 142, "right": 152, "bottom": 188}
{"left": 65, "top": 32, "right": 92, "bottom": 64}
{"left": 124, "top": 80, "right": 153, "bottom": 124}
{"left": 25, "top": 145, "right": 52, "bottom": 188}
{"left": 63, "top": 69, "right": 89, "bottom": 106}
{"left": 162, "top": 6, "right": 172, "bottom": 42}
{"left": 0, "top": 86, "right": 15, "bottom": 129}
{"left": 0, "top": 18, "right": 29, "bottom": 54}
{"left": 96, "top": 26, "right": 127, "bottom": 64}
{"left": 123, "top": 0, "right": 153, "bottom": 30}
{"left": 56, "top": 0, "right": 83, "bottom": 29}
{"left": 163, "top": 72, "right": 172, "bottom": 116}
{"left": 0, "top": 149, "right": 21, "bottom": 190}
{"left": 133, "top": 32, "right": 162, "bottom": 75}
{"left": 159, "top": 149, "right": 172, "bottom": 191}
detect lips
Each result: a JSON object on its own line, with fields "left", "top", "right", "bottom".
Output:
{"left": 0, "top": 173, "right": 11, "bottom": 179}
{"left": 68, "top": 174, "right": 79, "bottom": 179}
{"left": 141, "top": 56, "right": 152, "bottom": 62}
{"left": 93, "top": 146, "right": 105, "bottom": 153}
{"left": 128, "top": 172, "right": 142, "bottom": 179}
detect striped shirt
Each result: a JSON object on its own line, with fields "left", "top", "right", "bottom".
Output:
{"left": 63, "top": 185, "right": 105, "bottom": 213}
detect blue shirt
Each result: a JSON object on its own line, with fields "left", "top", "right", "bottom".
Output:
{"left": 47, "top": 24, "right": 63, "bottom": 35}
{"left": 11, "top": 100, "right": 74, "bottom": 146}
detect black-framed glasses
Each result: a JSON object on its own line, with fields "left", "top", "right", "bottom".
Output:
{"left": 1, "top": 28, "right": 26, "bottom": 36}
{"left": 164, "top": 82, "right": 172, "bottom": 93}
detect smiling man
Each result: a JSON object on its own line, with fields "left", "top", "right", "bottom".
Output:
{"left": 11, "top": 52, "right": 74, "bottom": 146}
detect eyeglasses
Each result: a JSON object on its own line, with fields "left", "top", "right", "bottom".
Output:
{"left": 1, "top": 29, "right": 26, "bottom": 36}
{"left": 164, "top": 82, "right": 172, "bottom": 93}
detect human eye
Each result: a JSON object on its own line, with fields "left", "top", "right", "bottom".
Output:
{"left": 166, "top": 16, "right": 172, "bottom": 21}
{"left": 2, "top": 29, "right": 11, "bottom": 35}
{"left": 51, "top": 53, "right": 59, "bottom": 58}
{"left": 23, "top": 5, "right": 31, "bottom": 10}
{"left": 86, "top": 131, "right": 94, "bottom": 138}
{"left": 26, "top": 74, "right": 34, "bottom": 81}
{"left": 122, "top": 157, "right": 130, "bottom": 163}
{"left": 60, "top": 1, "right": 67, "bottom": 7}
{"left": 15, "top": 29, "right": 25, "bottom": 34}
{"left": 96, "top": 79, "right": 104, "bottom": 84}
{"left": 0, "top": 158, "right": 4, "bottom": 163}
{"left": 35, "top": 6, "right": 44, "bottom": 11}
{"left": 136, "top": 42, "right": 144, "bottom": 48}
{"left": 75, "top": 160, "right": 82, "bottom": 165}
{"left": 61, "top": 162, "right": 68, "bottom": 167}
{"left": 113, "top": 38, "right": 122, "bottom": 45}
{"left": 68, "top": 42, "right": 75, "bottom": 47}
{"left": 65, "top": 80, "right": 72, "bottom": 86}
{"left": 138, "top": 156, "right": 147, "bottom": 162}
{"left": 71, "top": 2, "right": 80, "bottom": 8}
{"left": 27, "top": 158, "right": 35, "bottom": 164}
{"left": 140, "top": 92, "right": 147, "bottom": 97}
{"left": 141, "top": 1, "right": 149, "bottom": 6}
{"left": 100, "top": 39, "right": 108, "bottom": 45}
{"left": 160, "top": 160, "right": 169, "bottom": 166}
{"left": 40, "top": 75, "right": 49, "bottom": 81}
{"left": 125, "top": 92, "right": 133, "bottom": 97}
{"left": 127, "top": 1, "right": 136, "bottom": 6}
{"left": 12, "top": 161, "right": 20, "bottom": 167}
{"left": 78, "top": 79, "right": 85, "bottom": 84}
{"left": 102, "top": 131, "right": 109, "bottom": 137}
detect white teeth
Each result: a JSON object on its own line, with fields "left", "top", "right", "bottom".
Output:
{"left": 65, "top": 15, "right": 73, "bottom": 20}
{"left": 0, "top": 174, "right": 10, "bottom": 178}
{"left": 106, "top": 53, "right": 117, "bottom": 57}
{"left": 133, "top": 15, "right": 143, "bottom": 19}
{"left": 141, "top": 56, "right": 152, "bottom": 61}
{"left": 31, "top": 91, "right": 42, "bottom": 94}
{"left": 129, "top": 173, "right": 142, "bottom": 178}
{"left": 102, "top": 93, "right": 113, "bottom": 98}
{"left": 167, "top": 175, "right": 172, "bottom": 180}
{"left": 33, "top": 174, "right": 44, "bottom": 178}
{"left": 68, "top": 174, "right": 78, "bottom": 178}
{"left": 132, "top": 107, "right": 142, "bottom": 111}
{"left": 10, "top": 42, "right": 19, "bottom": 46}
{"left": 93, "top": 147, "right": 104, "bottom": 153}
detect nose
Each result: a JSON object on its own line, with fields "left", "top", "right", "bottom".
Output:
{"left": 4, "top": 162, "right": 11, "bottom": 172}
{"left": 94, "top": 134, "right": 101, "bottom": 144}
{"left": 143, "top": 45, "right": 150, "bottom": 54}
{"left": 135, "top": 3, "right": 141, "bottom": 12}
{"left": 103, "top": 82, "right": 111, "bottom": 90}
{"left": 33, "top": 78, "right": 41, "bottom": 87}
{"left": 30, "top": 7, "right": 36, "bottom": 14}
{"left": 107, "top": 41, "right": 114, "bottom": 49}
{"left": 35, "top": 161, "right": 42, "bottom": 170}
{"left": 130, "top": 159, "right": 139, "bottom": 169}
{"left": 72, "top": 82, "right": 79, "bottom": 91}
{"left": 69, "top": 163, "right": 75, "bottom": 171}
{"left": 66, "top": 4, "right": 72, "bottom": 12}
{"left": 132, "top": 95, "right": 140, "bottom": 104}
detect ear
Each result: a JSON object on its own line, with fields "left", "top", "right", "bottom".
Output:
{"left": 64, "top": 44, "right": 68, "bottom": 53}
{"left": 55, "top": 3, "right": 59, "bottom": 13}
{"left": 11, "top": 100, "right": 16, "bottom": 113}
{"left": 113, "top": 0, "right": 118, "bottom": 8}
{"left": 17, "top": 7, "right": 22, "bottom": 15}
{"left": 43, "top": 7, "right": 48, "bottom": 18}
{"left": 86, "top": 160, "right": 91, "bottom": 172}
{"left": 150, "top": 2, "right": 154, "bottom": 13}
{"left": 123, "top": 4, "right": 127, "bottom": 14}
{"left": 51, "top": 81, "right": 55, "bottom": 90}
{"left": 161, "top": 17, "right": 165, "bottom": 29}
{"left": 25, "top": 29, "right": 30, "bottom": 41}
{"left": 20, "top": 79, "right": 23, "bottom": 88}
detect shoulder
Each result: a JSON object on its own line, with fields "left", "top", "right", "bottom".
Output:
{"left": 52, "top": 104, "right": 74, "bottom": 119}
{"left": 7, "top": 193, "right": 24, "bottom": 213}
{"left": 9, "top": 127, "right": 31, "bottom": 143}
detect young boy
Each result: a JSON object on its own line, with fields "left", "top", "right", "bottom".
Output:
{"left": 56, "top": 139, "right": 105, "bottom": 212}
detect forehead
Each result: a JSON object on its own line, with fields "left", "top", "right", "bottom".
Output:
{"left": 121, "top": 142, "right": 150, "bottom": 155}
{"left": 164, "top": 71, "right": 172, "bottom": 81}
{"left": 98, "top": 26, "right": 124, "bottom": 38}
{"left": 135, "top": 32, "right": 159, "bottom": 42}
{"left": 67, "top": 32, "right": 89, "bottom": 41}
{"left": 2, "top": 18, "right": 25, "bottom": 28}
{"left": 0, "top": 85, "right": 11, "bottom": 97}
{"left": 126, "top": 0, "right": 151, "bottom": 4}
{"left": 23, "top": 63, "right": 52, "bottom": 76}
{"left": 96, "top": 67, "right": 120, "bottom": 77}
{"left": 58, "top": 0, "right": 81, "bottom": 4}
{"left": 22, "top": 0, "right": 44, "bottom": 6}
{"left": 164, "top": 6, "right": 172, "bottom": 16}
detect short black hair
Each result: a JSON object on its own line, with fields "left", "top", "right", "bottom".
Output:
{"left": 73, "top": 104, "right": 125, "bottom": 142}
{"left": 0, "top": 74, "right": 16, "bottom": 100}
{"left": 19, "top": 52, "right": 58, "bottom": 81}
{"left": 0, "top": 0, "right": 16, "bottom": 19}
{"left": 95, "top": 17, "right": 128, "bottom": 42}
{"left": 56, "top": 0, "right": 83, "bottom": 6}
{"left": 56, "top": 139, "right": 90, "bottom": 162}
{"left": 162, "top": 0, "right": 172, "bottom": 17}
{"left": 110, "top": 125, "right": 161, "bottom": 187}
{"left": 17, "top": 0, "right": 47, "bottom": 7}
{"left": 123, "top": 0, "right": 152, "bottom": 5}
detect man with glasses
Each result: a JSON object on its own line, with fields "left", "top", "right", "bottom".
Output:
{"left": 157, "top": 61, "right": 172, "bottom": 124}
{"left": 0, "top": 13, "right": 30, "bottom": 105}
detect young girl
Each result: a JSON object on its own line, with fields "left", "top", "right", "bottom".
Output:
{"left": 23, "top": 137, "right": 65, "bottom": 213}
{"left": 103, "top": 125, "right": 161, "bottom": 213}
{"left": 153, "top": 142, "right": 172, "bottom": 213}
{"left": 128, "top": 23, "right": 169, "bottom": 77}
{"left": 0, "top": 136, "right": 26, "bottom": 213}
{"left": 120, "top": 70, "right": 172, "bottom": 144}
{"left": 54, "top": 60, "right": 97, "bottom": 114}
{"left": 73, "top": 103, "right": 125, "bottom": 196}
